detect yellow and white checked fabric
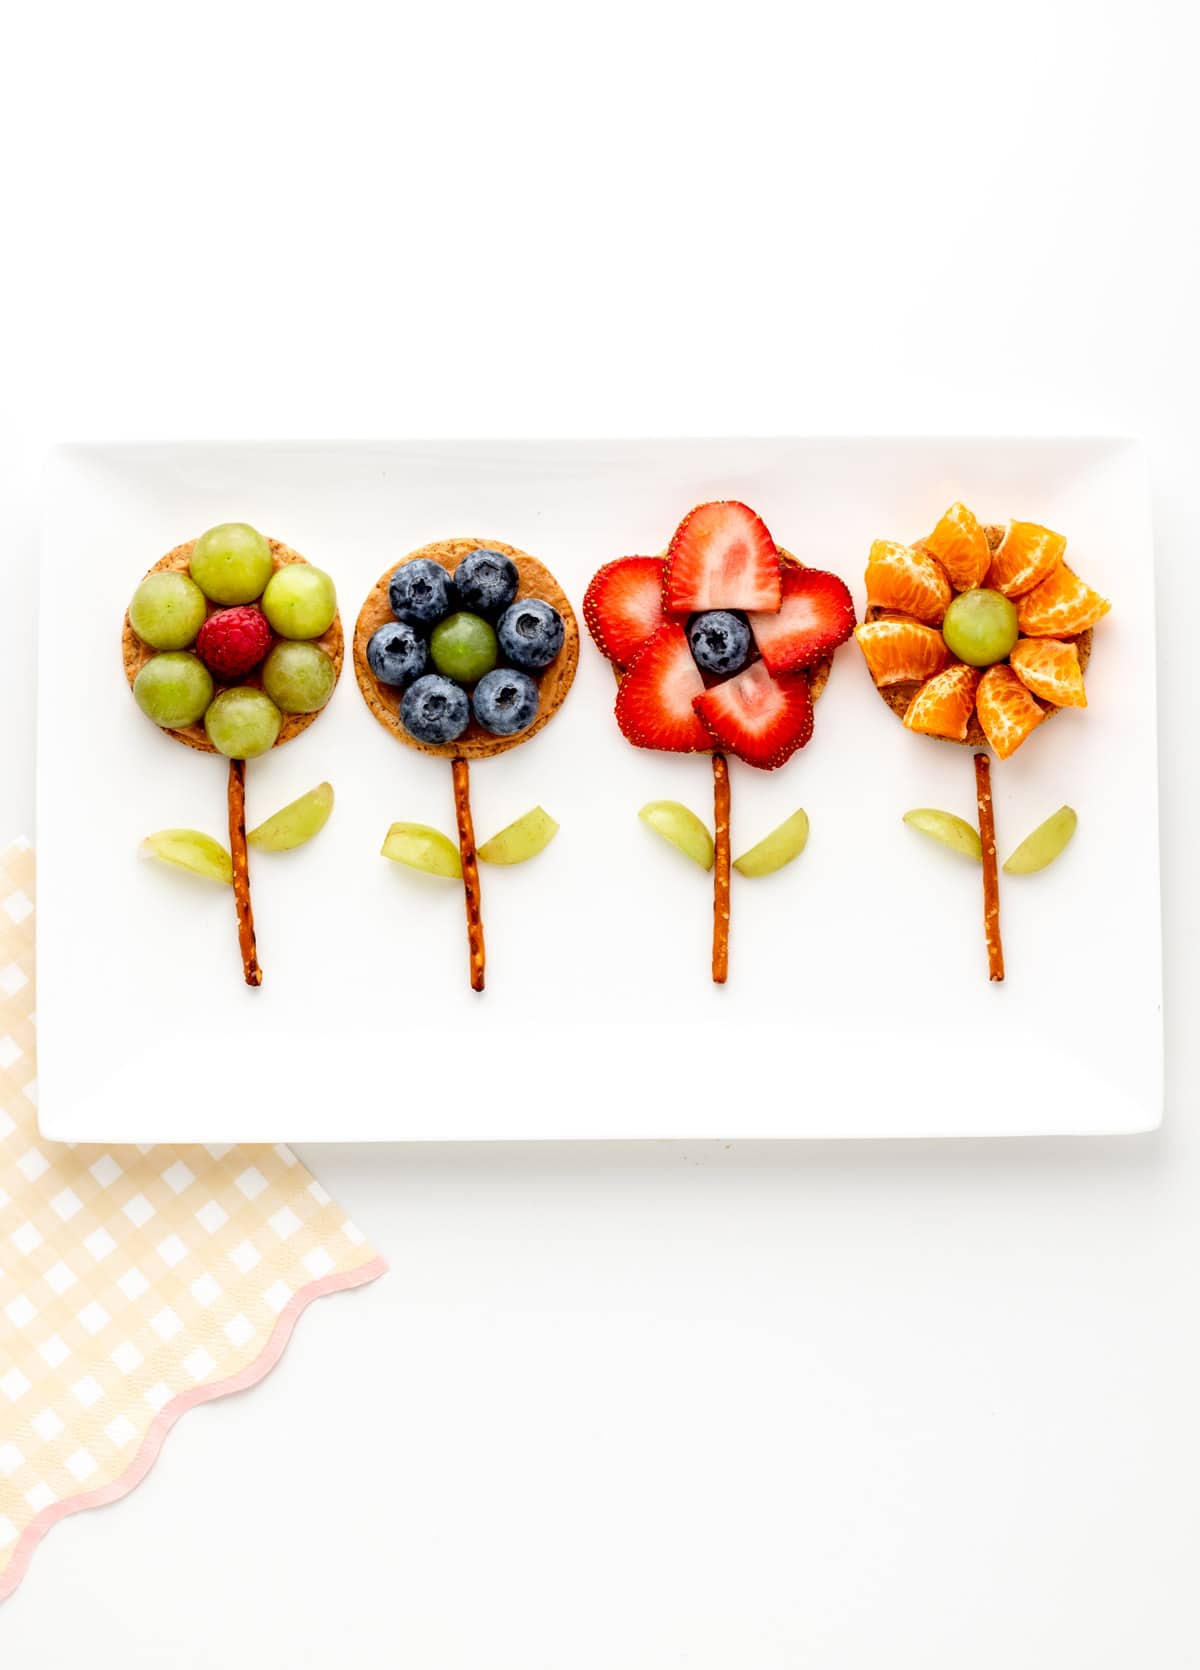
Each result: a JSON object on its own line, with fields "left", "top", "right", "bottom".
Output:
{"left": 0, "top": 841, "right": 385, "bottom": 1602}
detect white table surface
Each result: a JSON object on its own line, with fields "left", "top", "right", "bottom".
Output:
{"left": 2, "top": 1, "right": 1197, "bottom": 1663}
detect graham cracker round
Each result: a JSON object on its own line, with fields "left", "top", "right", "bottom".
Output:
{"left": 123, "top": 539, "right": 344, "bottom": 754}
{"left": 353, "top": 538, "right": 579, "bottom": 761}
{"left": 865, "top": 523, "right": 1091, "bottom": 747}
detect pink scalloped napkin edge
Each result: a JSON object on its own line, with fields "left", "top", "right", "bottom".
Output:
{"left": 0, "top": 841, "right": 386, "bottom": 1603}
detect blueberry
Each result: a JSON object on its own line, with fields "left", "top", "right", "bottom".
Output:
{"left": 366, "top": 620, "right": 427, "bottom": 688}
{"left": 687, "top": 610, "right": 751, "bottom": 676}
{"left": 399, "top": 674, "right": 470, "bottom": 745}
{"left": 472, "top": 668, "right": 539, "bottom": 736}
{"left": 388, "top": 558, "right": 456, "bottom": 626}
{"left": 496, "top": 598, "right": 564, "bottom": 671}
{"left": 454, "top": 548, "right": 519, "bottom": 618}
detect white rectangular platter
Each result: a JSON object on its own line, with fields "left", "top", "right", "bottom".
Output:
{"left": 37, "top": 439, "right": 1160, "bottom": 1142}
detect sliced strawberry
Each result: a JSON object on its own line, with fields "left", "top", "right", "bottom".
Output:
{"left": 663, "top": 501, "right": 782, "bottom": 613}
{"left": 693, "top": 660, "right": 814, "bottom": 770}
{"left": 748, "top": 565, "right": 856, "bottom": 674}
{"left": 615, "top": 624, "right": 711, "bottom": 753}
{"left": 583, "top": 556, "right": 670, "bottom": 666}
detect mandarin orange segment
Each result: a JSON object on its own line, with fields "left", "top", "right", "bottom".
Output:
{"left": 986, "top": 520, "right": 1067, "bottom": 598}
{"left": 854, "top": 618, "right": 951, "bottom": 686}
{"left": 920, "top": 502, "right": 991, "bottom": 591}
{"left": 903, "top": 662, "right": 981, "bottom": 741}
{"left": 975, "top": 664, "right": 1046, "bottom": 759}
{"left": 865, "top": 539, "right": 952, "bottom": 625}
{"left": 1016, "top": 561, "right": 1111, "bottom": 637}
{"left": 1009, "top": 637, "right": 1087, "bottom": 708}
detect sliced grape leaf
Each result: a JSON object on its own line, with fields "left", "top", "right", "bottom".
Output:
{"left": 638, "top": 801, "right": 715, "bottom": 871}
{"left": 903, "top": 808, "right": 982, "bottom": 862}
{"left": 248, "top": 782, "right": 334, "bottom": 851}
{"left": 141, "top": 829, "right": 233, "bottom": 885}
{"left": 734, "top": 808, "right": 809, "bottom": 877}
{"left": 478, "top": 806, "right": 559, "bottom": 865}
{"left": 381, "top": 822, "right": 462, "bottom": 878}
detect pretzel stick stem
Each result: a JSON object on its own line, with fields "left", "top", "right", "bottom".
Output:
{"left": 974, "top": 751, "right": 1004, "bottom": 983}
{"left": 227, "top": 758, "right": 262, "bottom": 988}
{"left": 712, "top": 752, "right": 731, "bottom": 985}
{"left": 452, "top": 757, "right": 486, "bottom": 993}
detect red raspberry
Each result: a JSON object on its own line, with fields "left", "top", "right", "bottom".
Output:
{"left": 196, "top": 607, "right": 273, "bottom": 680}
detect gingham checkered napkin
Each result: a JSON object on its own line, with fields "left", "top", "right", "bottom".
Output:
{"left": 0, "top": 840, "right": 386, "bottom": 1602}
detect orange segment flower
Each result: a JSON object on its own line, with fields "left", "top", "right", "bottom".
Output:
{"left": 854, "top": 618, "right": 950, "bottom": 685}
{"left": 986, "top": 521, "right": 1066, "bottom": 598}
{"left": 903, "top": 662, "right": 980, "bottom": 741}
{"left": 1017, "top": 562, "right": 1111, "bottom": 637}
{"left": 976, "top": 665, "right": 1045, "bottom": 758}
{"left": 855, "top": 502, "right": 1108, "bottom": 757}
{"left": 864, "top": 540, "right": 951, "bottom": 624}
{"left": 921, "top": 502, "right": 991, "bottom": 590}
{"left": 1009, "top": 638, "right": 1087, "bottom": 707}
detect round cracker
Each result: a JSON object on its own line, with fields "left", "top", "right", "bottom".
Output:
{"left": 863, "top": 523, "right": 1091, "bottom": 747}
{"left": 353, "top": 538, "right": 579, "bottom": 761}
{"left": 123, "top": 539, "right": 344, "bottom": 754}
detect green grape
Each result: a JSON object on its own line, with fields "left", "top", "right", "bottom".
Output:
{"left": 638, "top": 801, "right": 714, "bottom": 870}
{"left": 261, "top": 642, "right": 336, "bottom": 713}
{"left": 140, "top": 829, "right": 232, "bottom": 884}
{"left": 477, "top": 806, "right": 559, "bottom": 865}
{"left": 1003, "top": 805, "right": 1077, "bottom": 874}
{"left": 129, "top": 572, "right": 207, "bottom": 650}
{"left": 248, "top": 782, "right": 334, "bottom": 851}
{"left": 133, "top": 652, "right": 214, "bottom": 728}
{"left": 261, "top": 565, "right": 337, "bottom": 639}
{"left": 903, "top": 808, "right": 982, "bottom": 861}
{"left": 189, "top": 523, "right": 274, "bottom": 605}
{"left": 429, "top": 612, "right": 498, "bottom": 683}
{"left": 733, "top": 808, "right": 809, "bottom": 877}
{"left": 381, "top": 822, "right": 462, "bottom": 878}
{"left": 941, "top": 589, "right": 1019, "bottom": 668}
{"left": 204, "top": 687, "right": 282, "bottom": 758}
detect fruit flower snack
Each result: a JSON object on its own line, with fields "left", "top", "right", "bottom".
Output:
{"left": 854, "top": 504, "right": 1110, "bottom": 979}
{"left": 585, "top": 500, "right": 856, "bottom": 982}
{"left": 354, "top": 539, "right": 578, "bottom": 991}
{"left": 124, "top": 522, "right": 342, "bottom": 985}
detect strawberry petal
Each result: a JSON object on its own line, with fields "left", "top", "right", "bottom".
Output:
{"left": 615, "top": 623, "right": 711, "bottom": 753}
{"left": 583, "top": 556, "right": 671, "bottom": 666}
{"left": 693, "top": 661, "right": 814, "bottom": 770}
{"left": 663, "top": 501, "right": 782, "bottom": 613}
{"left": 749, "top": 565, "right": 856, "bottom": 674}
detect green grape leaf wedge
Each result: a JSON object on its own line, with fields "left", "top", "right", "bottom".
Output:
{"left": 478, "top": 806, "right": 559, "bottom": 866}
{"left": 140, "top": 829, "right": 233, "bottom": 885}
{"left": 733, "top": 808, "right": 810, "bottom": 878}
{"left": 248, "top": 782, "right": 334, "bottom": 852}
{"left": 381, "top": 822, "right": 462, "bottom": 879}
{"left": 1003, "top": 806, "right": 1077, "bottom": 875}
{"left": 638, "top": 801, "right": 714, "bottom": 871}
{"left": 903, "top": 808, "right": 982, "bottom": 862}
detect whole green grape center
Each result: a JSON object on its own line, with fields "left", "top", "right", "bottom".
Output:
{"left": 430, "top": 612, "right": 498, "bottom": 682}
{"left": 189, "top": 523, "right": 274, "bottom": 606}
{"left": 941, "top": 588, "right": 1019, "bottom": 667}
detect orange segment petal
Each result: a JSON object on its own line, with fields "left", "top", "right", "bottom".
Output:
{"left": 1017, "top": 562, "right": 1111, "bottom": 637}
{"left": 920, "top": 502, "right": 990, "bottom": 591}
{"left": 854, "top": 618, "right": 951, "bottom": 686}
{"left": 1009, "top": 637, "right": 1087, "bottom": 708}
{"left": 864, "top": 539, "right": 952, "bottom": 625}
{"left": 986, "top": 521, "right": 1067, "bottom": 598}
{"left": 976, "top": 665, "right": 1045, "bottom": 759}
{"left": 903, "top": 662, "right": 981, "bottom": 741}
